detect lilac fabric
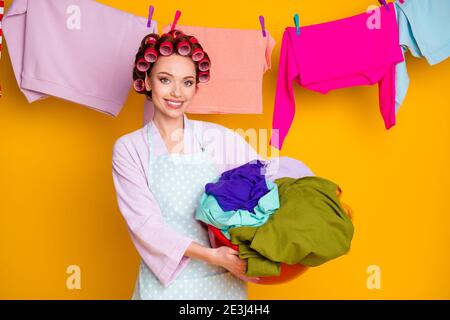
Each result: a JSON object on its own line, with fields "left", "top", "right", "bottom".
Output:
{"left": 2, "top": 0, "right": 157, "bottom": 116}
{"left": 205, "top": 160, "right": 269, "bottom": 213}
{"left": 265, "top": 156, "right": 315, "bottom": 181}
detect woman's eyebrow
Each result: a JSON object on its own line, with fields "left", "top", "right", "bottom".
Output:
{"left": 157, "top": 72, "right": 195, "bottom": 79}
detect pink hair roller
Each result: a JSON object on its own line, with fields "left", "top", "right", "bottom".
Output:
{"left": 192, "top": 47, "right": 205, "bottom": 62}
{"left": 136, "top": 58, "right": 150, "bottom": 72}
{"left": 189, "top": 37, "right": 199, "bottom": 45}
{"left": 134, "top": 79, "right": 145, "bottom": 92}
{"left": 145, "top": 35, "right": 158, "bottom": 45}
{"left": 198, "top": 71, "right": 210, "bottom": 83}
{"left": 177, "top": 40, "right": 192, "bottom": 56}
{"left": 159, "top": 41, "right": 174, "bottom": 56}
{"left": 171, "top": 30, "right": 184, "bottom": 38}
{"left": 144, "top": 47, "right": 158, "bottom": 63}
{"left": 198, "top": 58, "right": 210, "bottom": 72}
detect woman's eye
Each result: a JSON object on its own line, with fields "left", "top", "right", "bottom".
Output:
{"left": 185, "top": 80, "right": 194, "bottom": 87}
{"left": 159, "top": 77, "right": 170, "bottom": 84}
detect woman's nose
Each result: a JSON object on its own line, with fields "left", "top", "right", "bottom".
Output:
{"left": 170, "top": 84, "right": 182, "bottom": 97}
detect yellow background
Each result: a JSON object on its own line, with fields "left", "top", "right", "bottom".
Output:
{"left": 1, "top": 0, "right": 449, "bottom": 299}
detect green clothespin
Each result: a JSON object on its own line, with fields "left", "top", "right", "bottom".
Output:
{"left": 294, "top": 13, "right": 300, "bottom": 36}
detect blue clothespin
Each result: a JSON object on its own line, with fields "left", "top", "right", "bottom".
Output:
{"left": 294, "top": 13, "right": 300, "bottom": 36}
{"left": 147, "top": 5, "right": 154, "bottom": 28}
{"left": 259, "top": 15, "right": 267, "bottom": 37}
{"left": 378, "top": 0, "right": 390, "bottom": 11}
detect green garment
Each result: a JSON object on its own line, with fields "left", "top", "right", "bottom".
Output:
{"left": 229, "top": 177, "right": 354, "bottom": 277}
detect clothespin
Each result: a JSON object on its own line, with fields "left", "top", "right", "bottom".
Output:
{"left": 259, "top": 15, "right": 267, "bottom": 37}
{"left": 170, "top": 10, "right": 182, "bottom": 31}
{"left": 147, "top": 5, "right": 154, "bottom": 28}
{"left": 293, "top": 13, "right": 300, "bottom": 36}
{"left": 399, "top": 0, "right": 405, "bottom": 4}
{"left": 378, "top": 0, "right": 390, "bottom": 11}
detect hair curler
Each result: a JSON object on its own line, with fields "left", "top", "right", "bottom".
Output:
{"left": 133, "top": 79, "right": 145, "bottom": 92}
{"left": 144, "top": 35, "right": 158, "bottom": 45}
{"left": 189, "top": 37, "right": 199, "bottom": 45}
{"left": 144, "top": 47, "right": 158, "bottom": 63}
{"left": 198, "top": 58, "right": 210, "bottom": 72}
{"left": 191, "top": 47, "right": 205, "bottom": 62}
{"left": 177, "top": 40, "right": 191, "bottom": 56}
{"left": 198, "top": 71, "right": 210, "bottom": 83}
{"left": 159, "top": 41, "right": 174, "bottom": 56}
{"left": 136, "top": 58, "right": 150, "bottom": 72}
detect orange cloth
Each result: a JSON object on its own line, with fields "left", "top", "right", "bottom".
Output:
{"left": 143, "top": 24, "right": 275, "bottom": 122}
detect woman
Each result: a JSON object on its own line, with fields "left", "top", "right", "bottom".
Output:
{"left": 112, "top": 30, "right": 261, "bottom": 300}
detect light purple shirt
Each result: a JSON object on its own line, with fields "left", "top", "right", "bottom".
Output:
{"left": 112, "top": 114, "right": 315, "bottom": 287}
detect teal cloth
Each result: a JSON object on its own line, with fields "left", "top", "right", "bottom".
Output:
{"left": 195, "top": 178, "right": 279, "bottom": 239}
{"left": 229, "top": 177, "right": 354, "bottom": 277}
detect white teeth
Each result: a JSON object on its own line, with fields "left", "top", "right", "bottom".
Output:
{"left": 166, "top": 100, "right": 182, "bottom": 107}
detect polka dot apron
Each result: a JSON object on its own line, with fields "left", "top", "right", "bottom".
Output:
{"left": 131, "top": 121, "right": 247, "bottom": 300}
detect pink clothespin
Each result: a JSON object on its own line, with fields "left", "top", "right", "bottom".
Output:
{"left": 294, "top": 13, "right": 300, "bottom": 36}
{"left": 399, "top": 0, "right": 405, "bottom": 4}
{"left": 378, "top": 0, "right": 390, "bottom": 11}
{"left": 259, "top": 16, "right": 267, "bottom": 37}
{"left": 170, "top": 10, "right": 182, "bottom": 31}
{"left": 147, "top": 5, "right": 154, "bottom": 28}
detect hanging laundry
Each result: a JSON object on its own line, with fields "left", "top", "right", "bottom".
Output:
{"left": 229, "top": 177, "right": 354, "bottom": 277}
{"left": 142, "top": 24, "right": 275, "bottom": 123}
{"left": 395, "top": 0, "right": 450, "bottom": 113}
{"left": 205, "top": 160, "right": 269, "bottom": 213}
{"left": 270, "top": 3, "right": 404, "bottom": 150}
{"left": 195, "top": 162, "right": 279, "bottom": 240}
{"left": 0, "top": 0, "right": 4, "bottom": 97}
{"left": 2, "top": 0, "right": 157, "bottom": 116}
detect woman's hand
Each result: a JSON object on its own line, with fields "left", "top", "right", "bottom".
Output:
{"left": 209, "top": 246, "right": 260, "bottom": 282}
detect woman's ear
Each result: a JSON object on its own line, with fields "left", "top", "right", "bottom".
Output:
{"left": 144, "top": 73, "right": 152, "bottom": 92}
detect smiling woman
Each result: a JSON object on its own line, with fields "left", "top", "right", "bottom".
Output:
{"left": 112, "top": 29, "right": 261, "bottom": 300}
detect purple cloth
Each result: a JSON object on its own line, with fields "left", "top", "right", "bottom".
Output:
{"left": 205, "top": 160, "right": 269, "bottom": 213}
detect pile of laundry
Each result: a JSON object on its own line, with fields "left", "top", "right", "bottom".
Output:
{"left": 195, "top": 157, "right": 355, "bottom": 277}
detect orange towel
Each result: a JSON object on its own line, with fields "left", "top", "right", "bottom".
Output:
{"left": 143, "top": 24, "right": 275, "bottom": 122}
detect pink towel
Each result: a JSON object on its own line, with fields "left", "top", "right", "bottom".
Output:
{"left": 143, "top": 24, "right": 275, "bottom": 123}
{"left": 270, "top": 3, "right": 404, "bottom": 149}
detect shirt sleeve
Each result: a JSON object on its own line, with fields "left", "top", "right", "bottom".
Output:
{"left": 112, "top": 138, "right": 193, "bottom": 288}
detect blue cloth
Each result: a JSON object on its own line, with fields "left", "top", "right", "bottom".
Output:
{"left": 395, "top": 0, "right": 450, "bottom": 113}
{"left": 196, "top": 178, "right": 280, "bottom": 240}
{"left": 205, "top": 160, "right": 269, "bottom": 213}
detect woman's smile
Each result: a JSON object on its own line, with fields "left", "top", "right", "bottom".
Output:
{"left": 164, "top": 98, "right": 184, "bottom": 109}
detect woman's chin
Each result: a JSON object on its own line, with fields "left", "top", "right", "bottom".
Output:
{"left": 162, "top": 106, "right": 187, "bottom": 118}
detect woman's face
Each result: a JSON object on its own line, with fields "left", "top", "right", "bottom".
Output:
{"left": 145, "top": 54, "right": 198, "bottom": 119}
